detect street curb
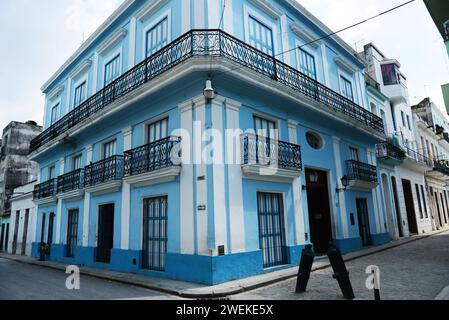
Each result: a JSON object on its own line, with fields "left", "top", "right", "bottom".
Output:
{"left": 435, "top": 286, "right": 449, "bottom": 300}
{"left": 1, "top": 229, "right": 447, "bottom": 299}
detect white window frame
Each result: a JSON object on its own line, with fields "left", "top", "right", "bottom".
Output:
{"left": 101, "top": 47, "right": 123, "bottom": 88}
{"left": 143, "top": 112, "right": 170, "bottom": 144}
{"left": 252, "top": 111, "right": 281, "bottom": 140}
{"left": 338, "top": 70, "right": 355, "bottom": 102}
{"left": 72, "top": 75, "right": 89, "bottom": 111}
{"left": 243, "top": 4, "right": 279, "bottom": 56}
{"left": 48, "top": 165, "right": 56, "bottom": 180}
{"left": 101, "top": 138, "right": 117, "bottom": 160}
{"left": 50, "top": 101, "right": 61, "bottom": 125}
{"left": 141, "top": 9, "right": 172, "bottom": 59}
{"left": 295, "top": 39, "right": 318, "bottom": 80}
{"left": 71, "top": 153, "right": 83, "bottom": 171}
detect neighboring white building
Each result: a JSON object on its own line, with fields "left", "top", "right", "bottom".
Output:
{"left": 8, "top": 181, "right": 38, "bottom": 256}
{"left": 362, "top": 43, "right": 434, "bottom": 238}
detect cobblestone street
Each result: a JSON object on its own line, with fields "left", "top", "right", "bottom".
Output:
{"left": 230, "top": 231, "right": 449, "bottom": 300}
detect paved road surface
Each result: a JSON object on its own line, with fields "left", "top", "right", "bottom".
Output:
{"left": 231, "top": 231, "right": 449, "bottom": 300}
{"left": 0, "top": 258, "right": 182, "bottom": 300}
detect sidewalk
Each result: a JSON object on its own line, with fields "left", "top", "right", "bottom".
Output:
{"left": 1, "top": 229, "right": 446, "bottom": 299}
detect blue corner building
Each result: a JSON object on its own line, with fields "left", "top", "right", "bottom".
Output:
{"left": 30, "top": 0, "right": 390, "bottom": 285}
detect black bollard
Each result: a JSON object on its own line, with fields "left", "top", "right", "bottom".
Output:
{"left": 295, "top": 244, "right": 315, "bottom": 293}
{"left": 327, "top": 244, "right": 355, "bottom": 300}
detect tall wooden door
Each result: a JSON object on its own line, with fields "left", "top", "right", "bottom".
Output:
{"left": 402, "top": 179, "right": 418, "bottom": 234}
{"left": 357, "top": 199, "right": 372, "bottom": 246}
{"left": 97, "top": 204, "right": 115, "bottom": 263}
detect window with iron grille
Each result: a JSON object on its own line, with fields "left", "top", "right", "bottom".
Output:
{"left": 248, "top": 16, "right": 274, "bottom": 56}
{"left": 298, "top": 48, "right": 317, "bottom": 79}
{"left": 146, "top": 17, "right": 169, "bottom": 57}
{"left": 104, "top": 54, "right": 121, "bottom": 86}
{"left": 147, "top": 118, "right": 168, "bottom": 143}
{"left": 340, "top": 76, "right": 354, "bottom": 101}
{"left": 74, "top": 81, "right": 87, "bottom": 108}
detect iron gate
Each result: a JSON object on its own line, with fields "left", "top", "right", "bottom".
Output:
{"left": 257, "top": 192, "right": 288, "bottom": 268}
{"left": 142, "top": 196, "right": 168, "bottom": 271}
{"left": 66, "top": 209, "right": 79, "bottom": 258}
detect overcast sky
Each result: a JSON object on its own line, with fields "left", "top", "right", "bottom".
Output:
{"left": 0, "top": 0, "right": 448, "bottom": 131}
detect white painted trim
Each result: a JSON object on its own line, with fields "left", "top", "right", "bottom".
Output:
{"left": 121, "top": 182, "right": 131, "bottom": 250}
{"left": 207, "top": 0, "right": 220, "bottom": 29}
{"left": 223, "top": 0, "right": 234, "bottom": 34}
{"left": 70, "top": 73, "right": 89, "bottom": 112}
{"left": 181, "top": 0, "right": 191, "bottom": 33}
{"left": 97, "top": 28, "right": 127, "bottom": 56}
{"left": 294, "top": 38, "right": 319, "bottom": 81}
{"left": 142, "top": 112, "right": 170, "bottom": 144}
{"left": 280, "top": 15, "right": 291, "bottom": 65}
{"left": 55, "top": 199, "right": 62, "bottom": 244}
{"left": 291, "top": 22, "right": 321, "bottom": 48}
{"left": 335, "top": 56, "right": 357, "bottom": 74}
{"left": 141, "top": 8, "right": 172, "bottom": 60}
{"left": 101, "top": 47, "right": 123, "bottom": 88}
{"left": 248, "top": 0, "right": 282, "bottom": 19}
{"left": 48, "top": 85, "right": 65, "bottom": 101}
{"left": 252, "top": 110, "right": 282, "bottom": 140}
{"left": 320, "top": 44, "right": 330, "bottom": 87}
{"left": 82, "top": 193, "right": 90, "bottom": 247}
{"left": 92, "top": 53, "right": 99, "bottom": 94}
{"left": 243, "top": 3, "right": 280, "bottom": 56}
{"left": 65, "top": 78, "right": 72, "bottom": 115}
{"left": 332, "top": 136, "right": 348, "bottom": 238}
{"left": 122, "top": 126, "right": 133, "bottom": 150}
{"left": 69, "top": 59, "right": 92, "bottom": 81}
{"left": 136, "top": 0, "right": 170, "bottom": 22}
{"left": 128, "top": 17, "right": 137, "bottom": 68}
{"left": 194, "top": 0, "right": 205, "bottom": 29}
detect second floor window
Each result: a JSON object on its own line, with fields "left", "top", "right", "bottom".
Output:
{"left": 146, "top": 17, "right": 168, "bottom": 57}
{"left": 104, "top": 54, "right": 121, "bottom": 86}
{"left": 103, "top": 140, "right": 117, "bottom": 159}
{"left": 51, "top": 104, "right": 59, "bottom": 125}
{"left": 72, "top": 155, "right": 83, "bottom": 170}
{"left": 254, "top": 115, "right": 276, "bottom": 139}
{"left": 48, "top": 166, "right": 56, "bottom": 180}
{"left": 349, "top": 147, "right": 360, "bottom": 162}
{"left": 340, "top": 76, "right": 354, "bottom": 101}
{"left": 298, "top": 48, "right": 316, "bottom": 80}
{"left": 401, "top": 111, "right": 406, "bottom": 128}
{"left": 406, "top": 115, "right": 411, "bottom": 130}
{"left": 249, "top": 16, "right": 274, "bottom": 56}
{"left": 74, "top": 81, "right": 87, "bottom": 108}
{"left": 148, "top": 118, "right": 168, "bottom": 143}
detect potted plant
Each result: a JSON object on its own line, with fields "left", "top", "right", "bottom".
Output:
{"left": 39, "top": 243, "right": 50, "bottom": 261}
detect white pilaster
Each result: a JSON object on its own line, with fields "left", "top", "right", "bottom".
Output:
{"left": 288, "top": 120, "right": 305, "bottom": 244}
{"left": 82, "top": 144, "right": 93, "bottom": 247}
{"left": 92, "top": 53, "right": 99, "bottom": 95}
{"left": 178, "top": 100, "right": 195, "bottom": 254}
{"left": 128, "top": 17, "right": 137, "bottom": 68}
{"left": 207, "top": 0, "right": 220, "bottom": 28}
{"left": 321, "top": 43, "right": 330, "bottom": 87}
{"left": 194, "top": 0, "right": 205, "bottom": 29}
{"left": 368, "top": 149, "right": 382, "bottom": 234}
{"left": 223, "top": 0, "right": 233, "bottom": 33}
{"left": 65, "top": 78, "right": 72, "bottom": 114}
{"left": 333, "top": 136, "right": 348, "bottom": 238}
{"left": 280, "top": 15, "right": 291, "bottom": 66}
{"left": 121, "top": 127, "right": 132, "bottom": 250}
{"left": 55, "top": 157, "right": 65, "bottom": 245}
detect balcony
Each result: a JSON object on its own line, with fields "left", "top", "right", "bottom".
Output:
{"left": 124, "top": 136, "right": 182, "bottom": 186}
{"left": 30, "top": 30, "right": 384, "bottom": 154}
{"left": 376, "top": 142, "right": 406, "bottom": 166}
{"left": 345, "top": 160, "right": 378, "bottom": 191}
{"left": 33, "top": 179, "right": 57, "bottom": 204}
{"left": 241, "top": 133, "right": 302, "bottom": 182}
{"left": 426, "top": 159, "right": 449, "bottom": 180}
{"left": 403, "top": 147, "right": 433, "bottom": 172}
{"left": 84, "top": 156, "right": 124, "bottom": 195}
{"left": 57, "top": 169, "right": 85, "bottom": 200}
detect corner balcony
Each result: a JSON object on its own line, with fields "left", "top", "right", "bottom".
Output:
{"left": 33, "top": 179, "right": 57, "bottom": 204}
{"left": 84, "top": 156, "right": 124, "bottom": 195}
{"left": 426, "top": 159, "right": 449, "bottom": 181}
{"left": 241, "top": 133, "right": 302, "bottom": 182}
{"left": 345, "top": 160, "right": 378, "bottom": 191}
{"left": 30, "top": 30, "right": 384, "bottom": 155}
{"left": 376, "top": 142, "right": 406, "bottom": 166}
{"left": 124, "top": 136, "right": 182, "bottom": 187}
{"left": 57, "top": 169, "right": 85, "bottom": 200}
{"left": 403, "top": 147, "right": 433, "bottom": 173}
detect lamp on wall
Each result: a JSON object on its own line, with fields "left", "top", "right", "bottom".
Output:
{"left": 336, "top": 175, "right": 350, "bottom": 193}
{"left": 308, "top": 171, "right": 319, "bottom": 183}
{"left": 203, "top": 79, "right": 216, "bottom": 100}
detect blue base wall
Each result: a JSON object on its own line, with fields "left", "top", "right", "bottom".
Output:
{"left": 371, "top": 233, "right": 390, "bottom": 246}
{"left": 334, "top": 237, "right": 363, "bottom": 254}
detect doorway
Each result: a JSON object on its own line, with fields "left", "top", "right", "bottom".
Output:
{"left": 12, "top": 211, "right": 20, "bottom": 254}
{"left": 381, "top": 174, "right": 396, "bottom": 240}
{"left": 356, "top": 199, "right": 372, "bottom": 246}
{"left": 401, "top": 179, "right": 418, "bottom": 234}
{"left": 142, "top": 196, "right": 168, "bottom": 271}
{"left": 21, "top": 210, "right": 29, "bottom": 256}
{"left": 305, "top": 169, "right": 333, "bottom": 254}
{"left": 391, "top": 177, "right": 403, "bottom": 237}
{"left": 96, "top": 204, "right": 115, "bottom": 263}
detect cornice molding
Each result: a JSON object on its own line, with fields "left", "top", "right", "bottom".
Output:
{"left": 136, "top": 0, "right": 170, "bottom": 22}
{"left": 69, "top": 59, "right": 92, "bottom": 80}
{"left": 248, "top": 0, "right": 282, "bottom": 19}
{"left": 97, "top": 28, "right": 128, "bottom": 56}
{"left": 47, "top": 85, "right": 65, "bottom": 101}
{"left": 291, "top": 22, "right": 320, "bottom": 48}
{"left": 334, "top": 56, "right": 357, "bottom": 74}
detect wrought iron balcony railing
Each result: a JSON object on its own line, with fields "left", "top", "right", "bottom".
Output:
{"left": 33, "top": 179, "right": 57, "bottom": 200}
{"left": 346, "top": 160, "right": 378, "bottom": 183}
{"left": 57, "top": 169, "right": 84, "bottom": 194}
{"left": 84, "top": 155, "right": 124, "bottom": 187}
{"left": 405, "top": 147, "right": 432, "bottom": 167}
{"left": 124, "top": 136, "right": 182, "bottom": 177}
{"left": 30, "top": 30, "right": 384, "bottom": 153}
{"left": 241, "top": 133, "right": 302, "bottom": 171}
{"left": 434, "top": 159, "right": 449, "bottom": 176}
{"left": 376, "top": 142, "right": 406, "bottom": 161}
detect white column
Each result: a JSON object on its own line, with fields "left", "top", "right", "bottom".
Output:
{"left": 211, "top": 98, "right": 227, "bottom": 254}
{"left": 223, "top": 0, "right": 233, "bottom": 34}
{"left": 55, "top": 158, "right": 65, "bottom": 244}
{"left": 368, "top": 149, "right": 382, "bottom": 234}
{"left": 280, "top": 15, "right": 291, "bottom": 66}
{"left": 82, "top": 145, "right": 93, "bottom": 247}
{"left": 178, "top": 100, "right": 195, "bottom": 254}
{"left": 128, "top": 17, "right": 137, "bottom": 68}
{"left": 65, "top": 78, "right": 72, "bottom": 114}
{"left": 92, "top": 53, "right": 99, "bottom": 95}
{"left": 207, "top": 0, "right": 220, "bottom": 29}
{"left": 288, "top": 120, "right": 305, "bottom": 244}
{"left": 225, "top": 99, "right": 245, "bottom": 253}
{"left": 181, "top": 0, "right": 191, "bottom": 33}
{"left": 120, "top": 127, "right": 132, "bottom": 250}
{"left": 194, "top": 0, "right": 205, "bottom": 29}
{"left": 194, "top": 97, "right": 209, "bottom": 255}
{"left": 321, "top": 43, "right": 331, "bottom": 87}
{"left": 333, "top": 136, "right": 348, "bottom": 238}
